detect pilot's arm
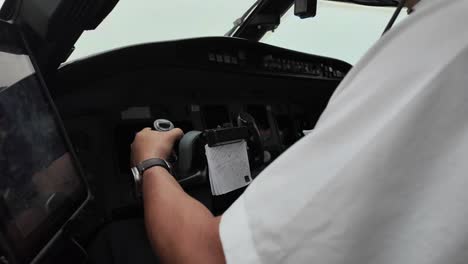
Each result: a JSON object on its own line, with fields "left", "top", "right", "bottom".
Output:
{"left": 131, "top": 128, "right": 225, "bottom": 264}
{"left": 129, "top": 1, "right": 468, "bottom": 263}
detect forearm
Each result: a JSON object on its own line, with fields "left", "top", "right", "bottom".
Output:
{"left": 142, "top": 167, "right": 225, "bottom": 263}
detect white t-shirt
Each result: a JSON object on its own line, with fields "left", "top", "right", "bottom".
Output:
{"left": 220, "top": 0, "right": 468, "bottom": 263}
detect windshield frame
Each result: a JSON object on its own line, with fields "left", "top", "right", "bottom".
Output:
{"left": 0, "top": 0, "right": 19, "bottom": 21}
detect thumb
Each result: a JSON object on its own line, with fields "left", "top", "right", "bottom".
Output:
{"left": 168, "top": 128, "right": 184, "bottom": 141}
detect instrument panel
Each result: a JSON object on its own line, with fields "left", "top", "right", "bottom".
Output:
{"left": 55, "top": 37, "right": 351, "bottom": 95}
{"left": 115, "top": 103, "right": 312, "bottom": 175}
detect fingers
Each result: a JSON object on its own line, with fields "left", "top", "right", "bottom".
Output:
{"left": 131, "top": 126, "right": 184, "bottom": 164}
{"left": 169, "top": 128, "right": 184, "bottom": 141}
{"left": 137, "top": 127, "right": 184, "bottom": 141}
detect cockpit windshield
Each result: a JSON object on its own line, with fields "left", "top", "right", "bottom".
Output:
{"left": 68, "top": 0, "right": 406, "bottom": 65}
{"left": 262, "top": 1, "right": 407, "bottom": 64}
{"left": 68, "top": 0, "right": 256, "bottom": 61}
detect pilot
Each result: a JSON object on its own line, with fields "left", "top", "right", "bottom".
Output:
{"left": 131, "top": 0, "right": 468, "bottom": 263}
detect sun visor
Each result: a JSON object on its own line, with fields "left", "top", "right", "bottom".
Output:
{"left": 18, "top": 0, "right": 119, "bottom": 40}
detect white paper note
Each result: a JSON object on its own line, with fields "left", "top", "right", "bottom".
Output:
{"left": 205, "top": 140, "right": 252, "bottom": 196}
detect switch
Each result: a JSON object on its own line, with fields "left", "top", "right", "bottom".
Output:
{"left": 208, "top": 53, "right": 216, "bottom": 62}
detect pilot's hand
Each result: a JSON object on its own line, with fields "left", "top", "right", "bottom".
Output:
{"left": 131, "top": 127, "right": 184, "bottom": 165}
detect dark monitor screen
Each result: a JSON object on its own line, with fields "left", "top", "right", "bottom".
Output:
{"left": 0, "top": 23, "right": 88, "bottom": 263}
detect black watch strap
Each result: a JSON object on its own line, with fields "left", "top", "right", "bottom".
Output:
{"left": 137, "top": 158, "right": 172, "bottom": 175}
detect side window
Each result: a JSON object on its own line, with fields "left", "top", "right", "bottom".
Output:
{"left": 0, "top": 21, "right": 87, "bottom": 264}
{"left": 262, "top": 1, "right": 407, "bottom": 64}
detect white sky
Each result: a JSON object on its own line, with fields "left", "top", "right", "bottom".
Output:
{"left": 69, "top": 0, "right": 255, "bottom": 61}
{"left": 70, "top": 0, "right": 405, "bottom": 64}
{"left": 263, "top": 1, "right": 406, "bottom": 64}
{"left": 0, "top": 0, "right": 406, "bottom": 64}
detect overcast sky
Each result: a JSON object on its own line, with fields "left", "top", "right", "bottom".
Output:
{"left": 70, "top": 0, "right": 404, "bottom": 64}
{"left": 0, "top": 0, "right": 404, "bottom": 65}
{"left": 70, "top": 0, "right": 255, "bottom": 61}
{"left": 264, "top": 1, "right": 406, "bottom": 63}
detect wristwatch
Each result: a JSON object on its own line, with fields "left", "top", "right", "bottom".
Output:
{"left": 131, "top": 158, "right": 172, "bottom": 196}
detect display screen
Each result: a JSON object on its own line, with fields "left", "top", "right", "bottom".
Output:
{"left": 0, "top": 24, "right": 87, "bottom": 263}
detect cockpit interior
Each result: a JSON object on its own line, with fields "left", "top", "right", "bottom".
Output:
{"left": 0, "top": 0, "right": 407, "bottom": 263}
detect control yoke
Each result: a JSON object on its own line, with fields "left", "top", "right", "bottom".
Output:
{"left": 152, "top": 114, "right": 264, "bottom": 188}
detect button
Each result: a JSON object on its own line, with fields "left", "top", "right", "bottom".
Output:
{"left": 208, "top": 53, "right": 216, "bottom": 61}
{"left": 191, "top": 105, "right": 201, "bottom": 112}
{"left": 264, "top": 55, "right": 274, "bottom": 61}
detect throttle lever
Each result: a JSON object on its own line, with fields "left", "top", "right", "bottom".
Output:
{"left": 153, "top": 119, "right": 206, "bottom": 186}
{"left": 153, "top": 119, "right": 178, "bottom": 163}
{"left": 154, "top": 119, "right": 175, "bottom": 132}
